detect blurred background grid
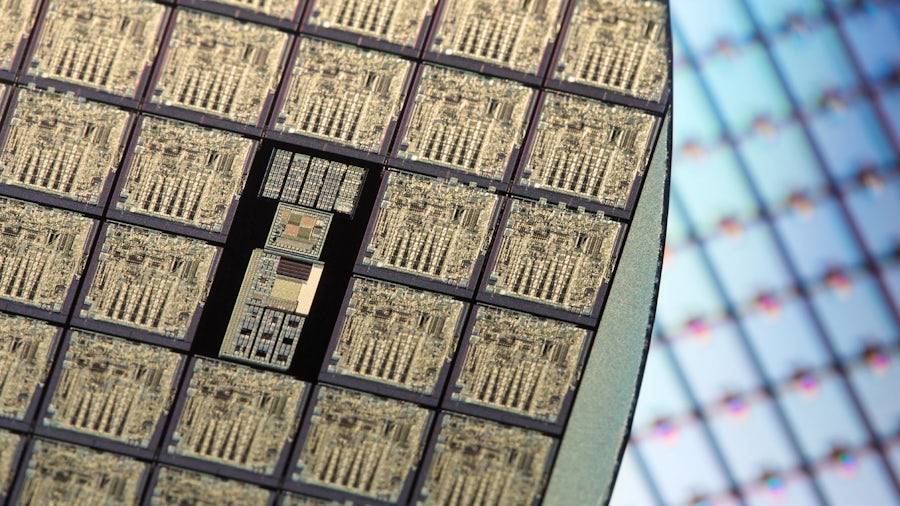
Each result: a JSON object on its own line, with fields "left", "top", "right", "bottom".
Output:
{"left": 612, "top": 1, "right": 900, "bottom": 505}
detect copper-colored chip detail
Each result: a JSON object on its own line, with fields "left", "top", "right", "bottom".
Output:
{"left": 1, "top": 88, "right": 130, "bottom": 205}
{"left": 169, "top": 358, "right": 307, "bottom": 474}
{"left": 202, "top": 0, "right": 300, "bottom": 19}
{"left": 328, "top": 277, "right": 465, "bottom": 394}
{"left": 0, "top": 429, "right": 21, "bottom": 495}
{"left": 80, "top": 223, "right": 218, "bottom": 339}
{"left": 485, "top": 199, "right": 621, "bottom": 314}
{"left": 275, "top": 37, "right": 412, "bottom": 153}
{"left": 20, "top": 439, "right": 146, "bottom": 505}
{"left": 431, "top": 0, "right": 565, "bottom": 74}
{"left": 0, "top": 314, "right": 57, "bottom": 421}
{"left": 521, "top": 92, "right": 656, "bottom": 208}
{"left": 397, "top": 65, "right": 533, "bottom": 180}
{"left": 306, "top": 0, "right": 435, "bottom": 47}
{"left": 453, "top": 305, "right": 589, "bottom": 422}
{"left": 418, "top": 414, "right": 554, "bottom": 505}
{"left": 0, "top": 198, "right": 94, "bottom": 312}
{"left": 293, "top": 386, "right": 430, "bottom": 502}
{"left": 554, "top": 0, "right": 669, "bottom": 101}
{"left": 29, "top": 0, "right": 166, "bottom": 98}
{"left": 151, "top": 9, "right": 289, "bottom": 125}
{"left": 151, "top": 466, "right": 273, "bottom": 505}
{"left": 0, "top": 0, "right": 39, "bottom": 71}
{"left": 44, "top": 330, "right": 183, "bottom": 447}
{"left": 363, "top": 171, "right": 499, "bottom": 288}
{"left": 117, "top": 116, "right": 253, "bottom": 232}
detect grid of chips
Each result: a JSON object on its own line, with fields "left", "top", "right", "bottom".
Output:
{"left": 0, "top": 0, "right": 669, "bottom": 503}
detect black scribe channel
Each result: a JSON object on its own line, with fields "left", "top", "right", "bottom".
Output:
{"left": 191, "top": 140, "right": 384, "bottom": 383}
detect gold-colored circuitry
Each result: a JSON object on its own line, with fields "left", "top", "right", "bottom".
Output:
{"left": 0, "top": 0, "right": 39, "bottom": 71}
{"left": 0, "top": 88, "right": 130, "bottom": 204}
{"left": 261, "top": 150, "right": 367, "bottom": 215}
{"left": 117, "top": 116, "right": 252, "bottom": 232}
{"left": 554, "top": 0, "right": 669, "bottom": 101}
{"left": 219, "top": 249, "right": 321, "bottom": 369}
{"left": 203, "top": 0, "right": 301, "bottom": 19}
{"left": 0, "top": 197, "right": 94, "bottom": 312}
{"left": 150, "top": 466, "right": 272, "bottom": 506}
{"left": 152, "top": 9, "right": 289, "bottom": 125}
{"left": 397, "top": 65, "right": 532, "bottom": 180}
{"left": 19, "top": 439, "right": 146, "bottom": 506}
{"left": 0, "top": 313, "right": 57, "bottom": 420}
{"left": 43, "top": 330, "right": 183, "bottom": 447}
{"left": 522, "top": 92, "right": 655, "bottom": 208}
{"left": 453, "top": 305, "right": 588, "bottom": 422}
{"left": 80, "top": 223, "right": 218, "bottom": 339}
{"left": 29, "top": 0, "right": 167, "bottom": 98}
{"left": 363, "top": 171, "right": 499, "bottom": 288}
{"left": 293, "top": 386, "right": 430, "bottom": 502}
{"left": 267, "top": 204, "right": 331, "bottom": 259}
{"left": 431, "top": 0, "right": 564, "bottom": 74}
{"left": 418, "top": 414, "right": 554, "bottom": 506}
{"left": 329, "top": 277, "right": 465, "bottom": 394}
{"left": 169, "top": 358, "right": 307, "bottom": 474}
{"left": 274, "top": 37, "right": 411, "bottom": 153}
{"left": 306, "top": 0, "right": 435, "bottom": 47}
{"left": 485, "top": 199, "right": 621, "bottom": 315}
{"left": 0, "top": 429, "right": 20, "bottom": 495}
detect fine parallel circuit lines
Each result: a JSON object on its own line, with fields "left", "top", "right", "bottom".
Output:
{"left": 305, "top": 0, "right": 436, "bottom": 48}
{"left": 28, "top": 0, "right": 167, "bottom": 99}
{"left": 0, "top": 87, "right": 130, "bottom": 205}
{"left": 0, "top": 0, "right": 670, "bottom": 504}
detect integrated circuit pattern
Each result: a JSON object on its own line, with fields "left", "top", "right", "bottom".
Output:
{"left": 0, "top": 0, "right": 672, "bottom": 502}
{"left": 43, "top": 330, "right": 183, "bottom": 447}
{"left": 0, "top": 429, "right": 20, "bottom": 496}
{"left": 0, "top": 88, "right": 130, "bottom": 204}
{"left": 452, "top": 305, "right": 589, "bottom": 423}
{"left": 293, "top": 386, "right": 430, "bottom": 501}
{"left": 521, "top": 92, "right": 656, "bottom": 208}
{"left": 261, "top": 150, "right": 366, "bottom": 215}
{"left": 397, "top": 65, "right": 532, "bottom": 180}
{"left": 28, "top": 0, "right": 167, "bottom": 98}
{"left": 169, "top": 358, "right": 307, "bottom": 474}
{"left": 19, "top": 439, "right": 146, "bottom": 506}
{"left": 267, "top": 204, "right": 331, "bottom": 259}
{"left": 151, "top": 9, "right": 289, "bottom": 125}
{"left": 362, "top": 171, "right": 499, "bottom": 288}
{"left": 431, "top": 0, "right": 564, "bottom": 74}
{"left": 554, "top": 0, "right": 669, "bottom": 101}
{"left": 328, "top": 277, "right": 465, "bottom": 395}
{"left": 0, "top": 313, "right": 57, "bottom": 420}
{"left": 220, "top": 250, "right": 321, "bottom": 369}
{"left": 0, "top": 197, "right": 94, "bottom": 312}
{"left": 305, "top": 0, "right": 435, "bottom": 47}
{"left": 485, "top": 200, "right": 621, "bottom": 315}
{"left": 0, "top": 0, "right": 39, "bottom": 71}
{"left": 199, "top": 0, "right": 300, "bottom": 19}
{"left": 418, "top": 414, "right": 554, "bottom": 506}
{"left": 116, "top": 116, "right": 253, "bottom": 232}
{"left": 274, "top": 37, "right": 411, "bottom": 152}
{"left": 150, "top": 466, "right": 272, "bottom": 506}
{"left": 80, "top": 223, "right": 218, "bottom": 340}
